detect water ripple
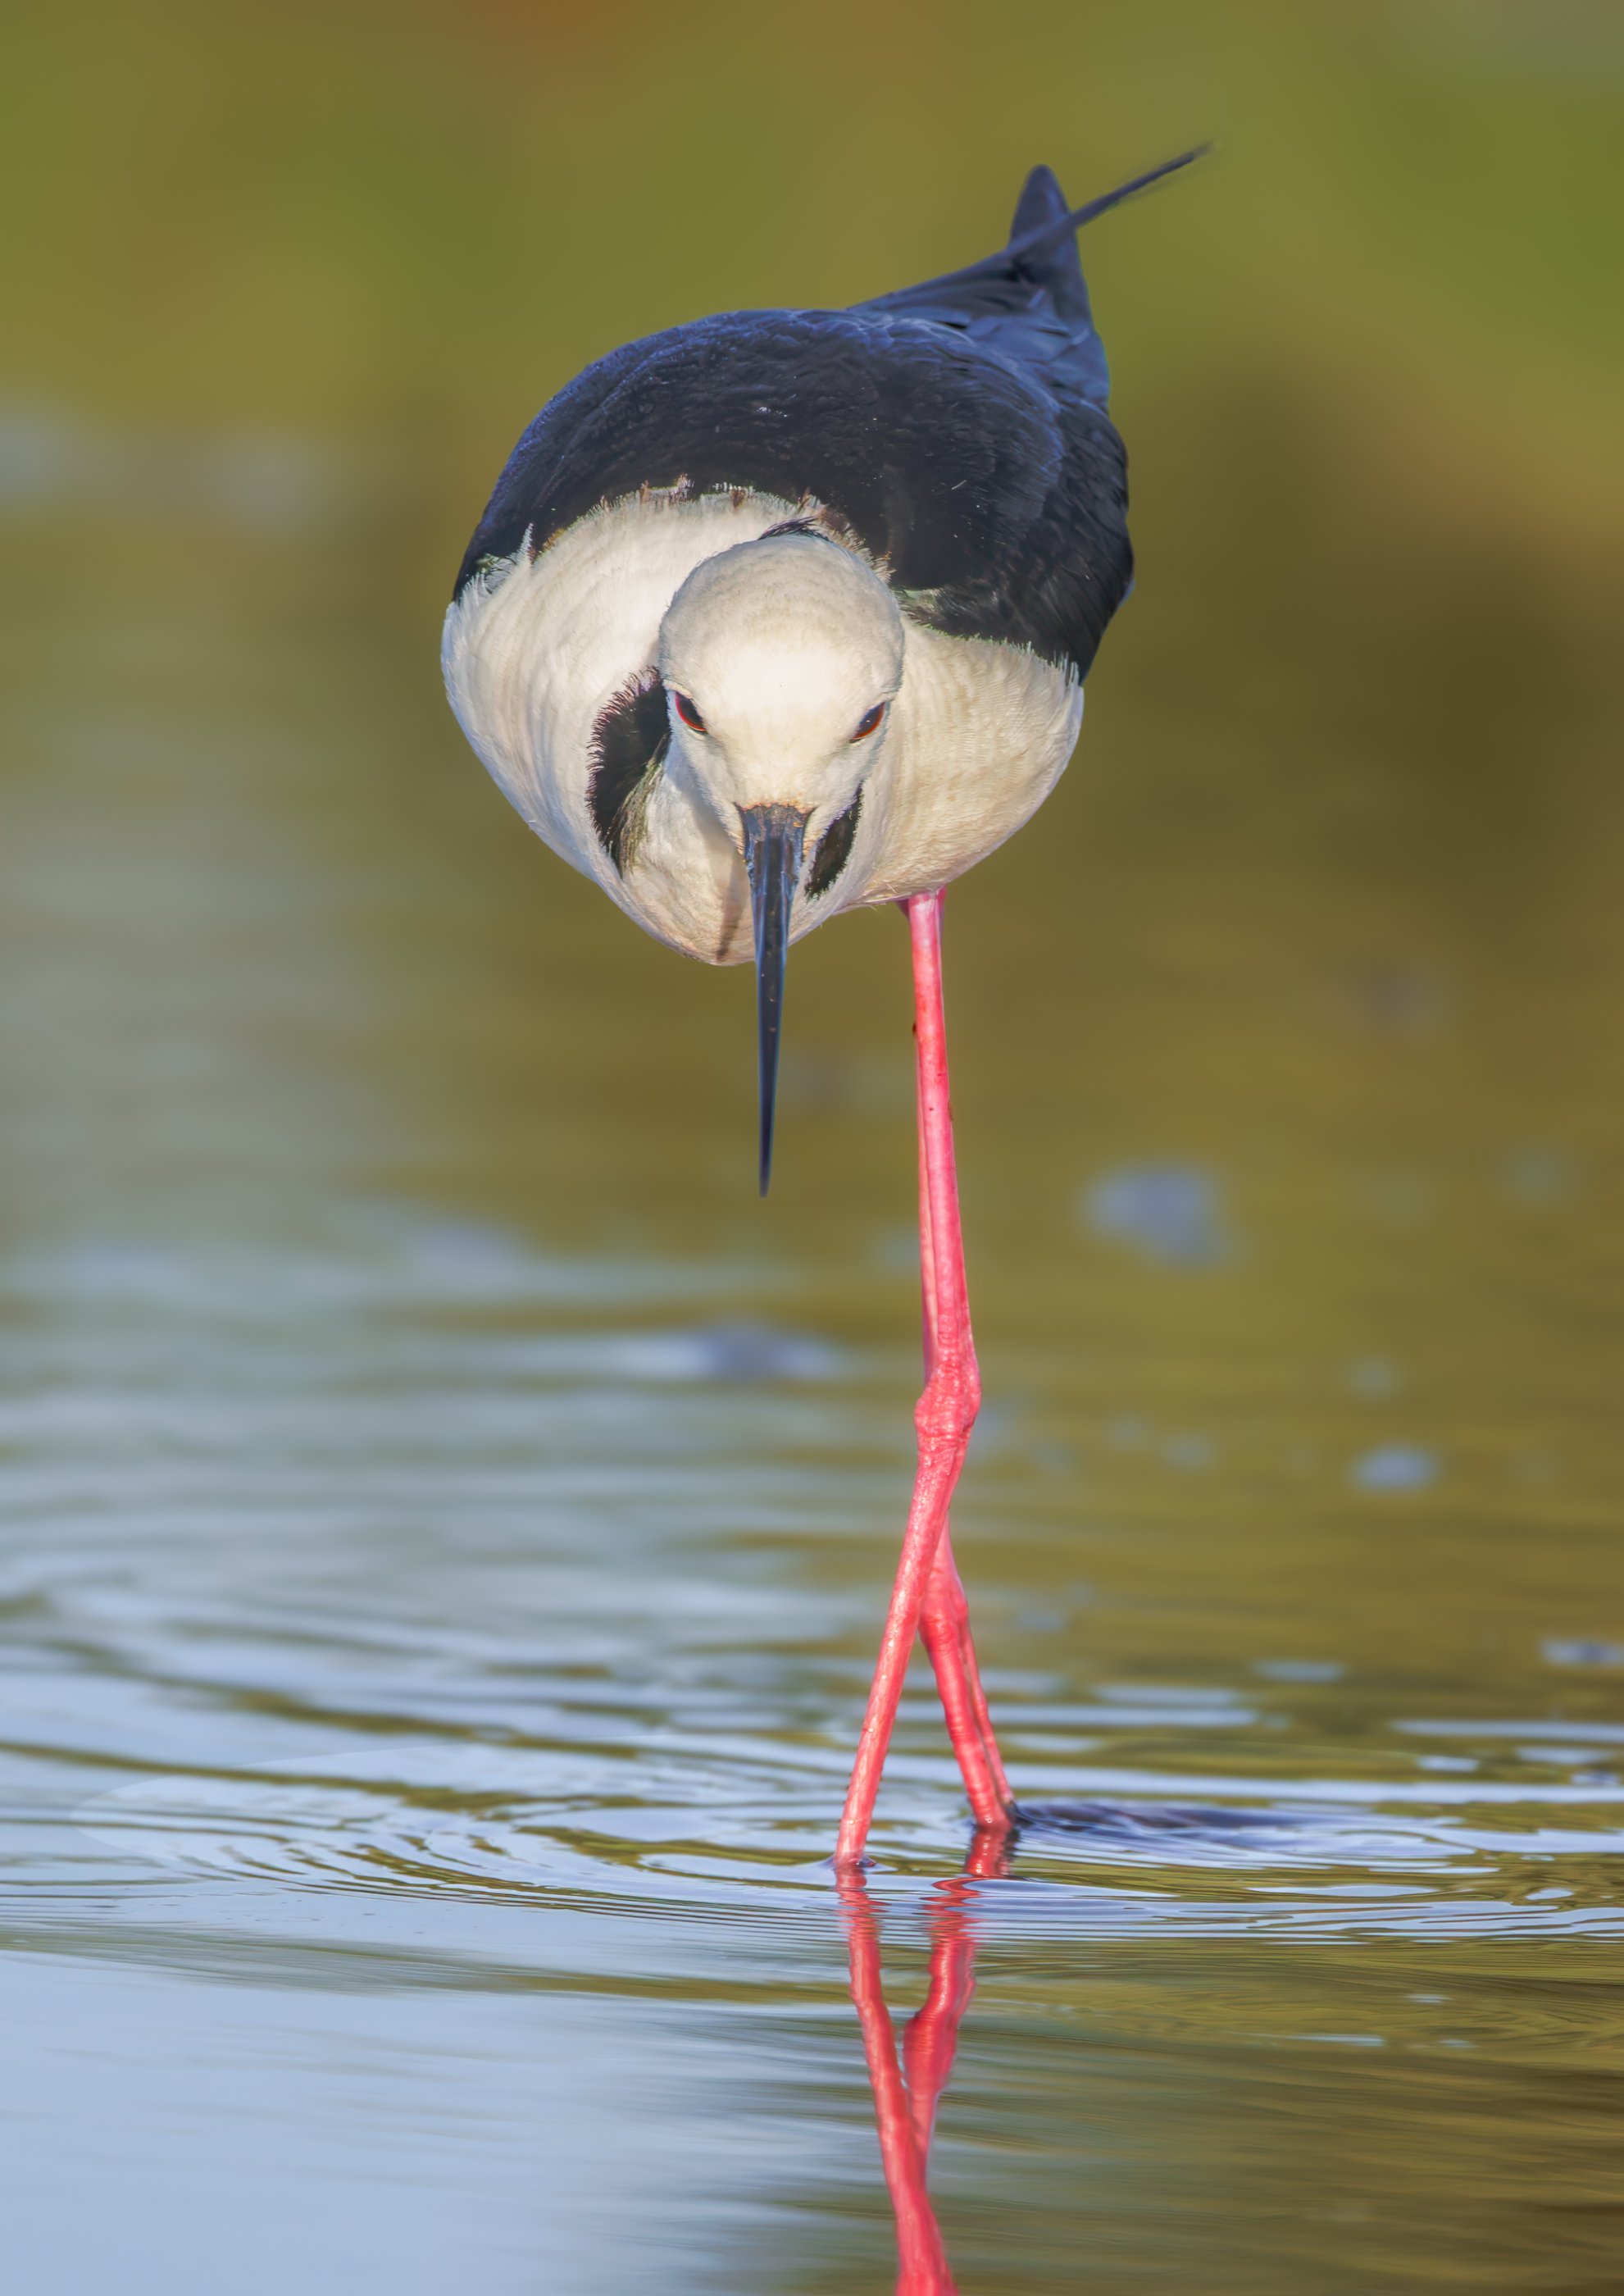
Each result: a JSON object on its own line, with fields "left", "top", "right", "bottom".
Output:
{"left": 77, "top": 1745, "right": 1624, "bottom": 1943}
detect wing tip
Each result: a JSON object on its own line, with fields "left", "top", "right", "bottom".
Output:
{"left": 1006, "top": 144, "right": 1212, "bottom": 263}
{"left": 1008, "top": 163, "right": 1071, "bottom": 246}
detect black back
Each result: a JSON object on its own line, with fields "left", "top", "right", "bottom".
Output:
{"left": 456, "top": 159, "right": 1195, "bottom": 677}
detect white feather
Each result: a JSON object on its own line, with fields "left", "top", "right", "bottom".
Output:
{"left": 443, "top": 488, "right": 1082, "bottom": 964}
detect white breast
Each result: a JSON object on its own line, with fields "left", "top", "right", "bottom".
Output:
{"left": 857, "top": 623, "right": 1083, "bottom": 907}
{"left": 443, "top": 490, "right": 1083, "bottom": 965}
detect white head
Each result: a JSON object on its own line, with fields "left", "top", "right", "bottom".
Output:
{"left": 656, "top": 531, "right": 904, "bottom": 1191}
{"left": 656, "top": 531, "right": 904, "bottom": 843}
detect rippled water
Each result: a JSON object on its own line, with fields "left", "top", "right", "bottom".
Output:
{"left": 8, "top": 674, "right": 1624, "bottom": 2296}
{"left": 6, "top": 25, "right": 1624, "bottom": 2285}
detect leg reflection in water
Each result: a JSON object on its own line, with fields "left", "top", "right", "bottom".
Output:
{"left": 839, "top": 1831, "right": 1012, "bottom": 2294}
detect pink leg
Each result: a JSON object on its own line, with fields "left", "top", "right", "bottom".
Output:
{"left": 914, "top": 1032, "right": 1012, "bottom": 1824}
{"left": 835, "top": 891, "right": 1013, "bottom": 1868}
{"left": 919, "top": 1550, "right": 1010, "bottom": 1820}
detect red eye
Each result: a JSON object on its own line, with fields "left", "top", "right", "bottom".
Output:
{"left": 673, "top": 691, "right": 707, "bottom": 735}
{"left": 852, "top": 702, "right": 885, "bottom": 741}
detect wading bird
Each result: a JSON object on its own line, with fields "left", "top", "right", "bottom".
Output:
{"left": 444, "top": 153, "right": 1197, "bottom": 1868}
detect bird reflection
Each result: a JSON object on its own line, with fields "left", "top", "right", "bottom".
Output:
{"left": 839, "top": 1829, "right": 1012, "bottom": 2293}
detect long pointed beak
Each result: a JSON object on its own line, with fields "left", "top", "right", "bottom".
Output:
{"left": 739, "top": 802, "right": 809, "bottom": 1196}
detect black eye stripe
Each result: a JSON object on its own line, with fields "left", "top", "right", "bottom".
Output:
{"left": 807, "top": 787, "right": 863, "bottom": 899}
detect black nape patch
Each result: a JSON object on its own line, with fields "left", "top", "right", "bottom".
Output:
{"left": 807, "top": 789, "right": 862, "bottom": 898}
{"left": 762, "top": 505, "right": 867, "bottom": 558}
{"left": 589, "top": 672, "right": 670, "bottom": 872}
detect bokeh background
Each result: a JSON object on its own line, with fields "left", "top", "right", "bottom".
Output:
{"left": 3, "top": 5, "right": 1624, "bottom": 2293}
{"left": 7, "top": 0, "right": 1622, "bottom": 1315}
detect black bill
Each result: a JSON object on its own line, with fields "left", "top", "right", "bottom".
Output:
{"left": 739, "top": 802, "right": 809, "bottom": 1196}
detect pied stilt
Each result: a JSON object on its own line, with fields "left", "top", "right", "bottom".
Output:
{"left": 444, "top": 152, "right": 1199, "bottom": 1866}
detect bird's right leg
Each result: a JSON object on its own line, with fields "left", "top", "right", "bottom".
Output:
{"left": 834, "top": 892, "right": 1013, "bottom": 1867}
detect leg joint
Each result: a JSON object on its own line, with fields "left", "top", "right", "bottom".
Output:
{"left": 915, "top": 1361, "right": 980, "bottom": 1446}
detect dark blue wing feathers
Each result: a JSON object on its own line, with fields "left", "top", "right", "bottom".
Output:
{"left": 854, "top": 161, "right": 1108, "bottom": 405}
{"left": 1008, "top": 162, "right": 1094, "bottom": 321}
{"left": 456, "top": 155, "right": 1202, "bottom": 674}
{"left": 855, "top": 148, "right": 1203, "bottom": 406}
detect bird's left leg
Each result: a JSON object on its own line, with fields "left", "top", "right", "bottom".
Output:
{"left": 919, "top": 1542, "right": 1011, "bottom": 1822}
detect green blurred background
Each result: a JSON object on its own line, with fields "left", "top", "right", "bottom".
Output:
{"left": 3, "top": 11, "right": 1624, "bottom": 2289}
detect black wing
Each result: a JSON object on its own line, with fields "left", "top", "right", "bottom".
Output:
{"left": 856, "top": 162, "right": 1110, "bottom": 403}
{"left": 854, "top": 148, "right": 1201, "bottom": 401}
{"left": 455, "top": 156, "right": 1199, "bottom": 676}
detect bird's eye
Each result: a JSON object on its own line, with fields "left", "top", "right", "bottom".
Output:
{"left": 852, "top": 702, "right": 886, "bottom": 741}
{"left": 673, "top": 691, "right": 707, "bottom": 735}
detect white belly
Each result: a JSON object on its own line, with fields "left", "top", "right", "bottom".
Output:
{"left": 443, "top": 489, "right": 1083, "bottom": 965}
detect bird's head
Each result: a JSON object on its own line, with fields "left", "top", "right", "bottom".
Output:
{"left": 657, "top": 531, "right": 903, "bottom": 826}
{"left": 657, "top": 531, "right": 904, "bottom": 1192}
